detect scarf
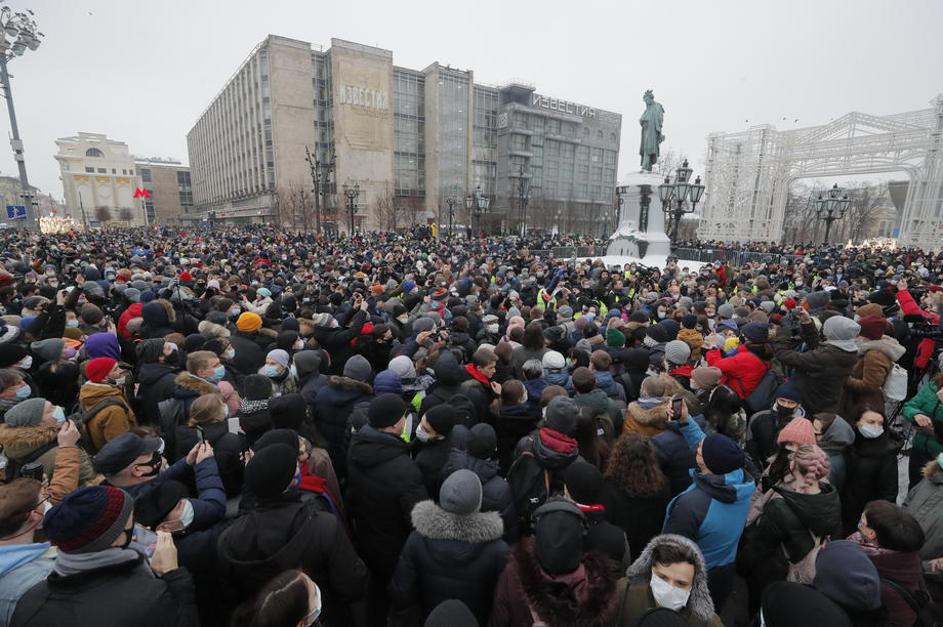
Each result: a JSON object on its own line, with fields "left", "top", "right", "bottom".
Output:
{"left": 464, "top": 363, "right": 490, "bottom": 386}
{"left": 54, "top": 546, "right": 150, "bottom": 577}
{"left": 538, "top": 427, "right": 578, "bottom": 454}
{"left": 239, "top": 398, "right": 269, "bottom": 414}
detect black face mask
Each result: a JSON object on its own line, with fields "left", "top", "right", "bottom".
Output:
{"left": 774, "top": 403, "right": 793, "bottom": 419}
{"left": 136, "top": 452, "right": 162, "bottom": 477}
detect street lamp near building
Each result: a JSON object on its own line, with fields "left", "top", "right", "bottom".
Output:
{"left": 465, "top": 185, "right": 490, "bottom": 237}
{"left": 342, "top": 182, "right": 360, "bottom": 235}
{"left": 445, "top": 194, "right": 456, "bottom": 238}
{"left": 517, "top": 165, "right": 529, "bottom": 238}
{"left": 814, "top": 183, "right": 851, "bottom": 244}
{"left": 658, "top": 159, "right": 705, "bottom": 244}
{"left": 615, "top": 188, "right": 625, "bottom": 234}
{"left": 0, "top": 6, "right": 42, "bottom": 231}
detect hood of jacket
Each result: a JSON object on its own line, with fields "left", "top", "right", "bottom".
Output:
{"left": 533, "top": 428, "right": 579, "bottom": 470}
{"left": 594, "top": 371, "right": 617, "bottom": 390}
{"left": 141, "top": 301, "right": 170, "bottom": 328}
{"left": 626, "top": 533, "right": 715, "bottom": 622}
{"left": 444, "top": 448, "right": 500, "bottom": 484}
{"left": 692, "top": 467, "right": 754, "bottom": 504}
{"left": 322, "top": 376, "right": 372, "bottom": 402}
{"left": 173, "top": 371, "right": 217, "bottom": 399}
{"left": 79, "top": 382, "right": 125, "bottom": 407}
{"left": 0, "top": 423, "right": 58, "bottom": 461}
{"left": 922, "top": 460, "right": 943, "bottom": 485}
{"left": 293, "top": 350, "right": 322, "bottom": 380}
{"left": 136, "top": 362, "right": 177, "bottom": 386}
{"left": 626, "top": 400, "right": 669, "bottom": 430}
{"left": 820, "top": 416, "right": 855, "bottom": 450}
{"left": 218, "top": 499, "right": 320, "bottom": 577}
{"left": 545, "top": 371, "right": 569, "bottom": 387}
{"left": 856, "top": 336, "right": 906, "bottom": 362}
{"left": 515, "top": 539, "right": 620, "bottom": 627}
{"left": 575, "top": 388, "right": 613, "bottom": 414}
{"left": 411, "top": 500, "right": 504, "bottom": 544}
{"left": 348, "top": 425, "right": 409, "bottom": 469}
{"left": 774, "top": 483, "right": 842, "bottom": 537}
{"left": 432, "top": 352, "right": 466, "bottom": 387}
{"left": 0, "top": 542, "right": 52, "bottom": 577}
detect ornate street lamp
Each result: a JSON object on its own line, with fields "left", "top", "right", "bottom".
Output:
{"left": 342, "top": 182, "right": 360, "bottom": 235}
{"left": 814, "top": 183, "right": 851, "bottom": 244}
{"left": 465, "top": 185, "right": 490, "bottom": 237}
{"left": 445, "top": 194, "right": 456, "bottom": 239}
{"left": 658, "top": 159, "right": 705, "bottom": 244}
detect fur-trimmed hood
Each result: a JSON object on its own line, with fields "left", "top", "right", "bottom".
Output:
{"left": 410, "top": 500, "right": 504, "bottom": 543}
{"left": 625, "top": 534, "right": 715, "bottom": 622}
{"left": 923, "top": 460, "right": 943, "bottom": 484}
{"left": 0, "top": 423, "right": 58, "bottom": 461}
{"left": 197, "top": 320, "right": 230, "bottom": 339}
{"left": 856, "top": 336, "right": 906, "bottom": 362}
{"left": 326, "top": 375, "right": 373, "bottom": 395}
{"left": 174, "top": 371, "right": 217, "bottom": 397}
{"left": 514, "top": 538, "right": 620, "bottom": 627}
{"left": 626, "top": 401, "right": 669, "bottom": 429}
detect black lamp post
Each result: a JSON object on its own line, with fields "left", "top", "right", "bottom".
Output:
{"left": 814, "top": 183, "right": 851, "bottom": 244}
{"left": 517, "top": 165, "right": 529, "bottom": 238}
{"left": 305, "top": 147, "right": 335, "bottom": 235}
{"left": 445, "top": 195, "right": 456, "bottom": 239}
{"left": 615, "top": 188, "right": 625, "bottom": 234}
{"left": 342, "top": 182, "right": 360, "bottom": 235}
{"left": 465, "top": 184, "right": 490, "bottom": 238}
{"left": 658, "top": 158, "right": 705, "bottom": 244}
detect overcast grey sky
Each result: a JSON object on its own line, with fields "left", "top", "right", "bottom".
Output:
{"left": 5, "top": 0, "right": 942, "bottom": 198}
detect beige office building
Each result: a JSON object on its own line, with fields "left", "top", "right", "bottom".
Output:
{"left": 134, "top": 158, "right": 193, "bottom": 225}
{"left": 187, "top": 35, "right": 621, "bottom": 235}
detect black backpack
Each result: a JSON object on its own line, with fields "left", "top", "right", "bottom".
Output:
{"left": 505, "top": 450, "right": 551, "bottom": 536}
{"left": 66, "top": 398, "right": 130, "bottom": 454}
{"left": 4, "top": 439, "right": 58, "bottom": 482}
{"left": 882, "top": 576, "right": 943, "bottom": 627}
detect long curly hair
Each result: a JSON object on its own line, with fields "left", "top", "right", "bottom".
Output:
{"left": 605, "top": 432, "right": 667, "bottom": 498}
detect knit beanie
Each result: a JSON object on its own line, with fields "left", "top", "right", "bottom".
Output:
{"left": 542, "top": 350, "right": 566, "bottom": 371}
{"left": 368, "top": 393, "right": 407, "bottom": 429}
{"left": 236, "top": 312, "right": 262, "bottom": 333}
{"left": 424, "top": 404, "right": 456, "bottom": 436}
{"left": 242, "top": 374, "right": 272, "bottom": 400}
{"left": 467, "top": 423, "right": 497, "bottom": 459}
{"left": 741, "top": 322, "right": 769, "bottom": 343}
{"left": 439, "top": 469, "right": 483, "bottom": 515}
{"left": 0, "top": 343, "right": 26, "bottom": 368}
{"left": 646, "top": 324, "right": 670, "bottom": 344}
{"left": 4, "top": 398, "right": 47, "bottom": 427}
{"left": 775, "top": 379, "right": 802, "bottom": 403}
{"left": 637, "top": 608, "right": 691, "bottom": 627}
{"left": 760, "top": 582, "right": 852, "bottom": 627}
{"left": 85, "top": 333, "right": 121, "bottom": 360}
{"left": 30, "top": 338, "right": 64, "bottom": 363}
{"left": 805, "top": 291, "right": 830, "bottom": 311}
{"left": 85, "top": 357, "right": 116, "bottom": 383}
{"left": 133, "top": 480, "right": 190, "bottom": 529}
{"left": 80, "top": 303, "right": 105, "bottom": 325}
{"left": 681, "top": 314, "right": 698, "bottom": 330}
{"left": 606, "top": 328, "right": 626, "bottom": 348}
{"left": 563, "top": 461, "right": 603, "bottom": 505}
{"left": 534, "top": 499, "right": 586, "bottom": 575}
{"left": 776, "top": 417, "right": 816, "bottom": 447}
{"left": 265, "top": 395, "right": 305, "bottom": 431}
{"left": 343, "top": 354, "right": 372, "bottom": 382}
{"left": 373, "top": 370, "right": 403, "bottom": 396}
{"left": 43, "top": 486, "right": 133, "bottom": 554}
{"left": 388, "top": 355, "right": 417, "bottom": 380}
{"left": 691, "top": 366, "right": 722, "bottom": 390}
{"left": 664, "top": 340, "right": 691, "bottom": 365}
{"left": 424, "top": 600, "right": 478, "bottom": 627}
{"left": 717, "top": 304, "right": 735, "bottom": 320}
{"left": 266, "top": 349, "right": 290, "bottom": 369}
{"left": 245, "top": 444, "right": 297, "bottom": 499}
{"left": 813, "top": 540, "right": 882, "bottom": 611}
{"left": 544, "top": 396, "right": 579, "bottom": 436}
{"left": 700, "top": 433, "right": 744, "bottom": 474}
{"left": 856, "top": 315, "right": 887, "bottom": 341}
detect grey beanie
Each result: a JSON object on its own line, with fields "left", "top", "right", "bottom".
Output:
{"left": 388, "top": 355, "right": 417, "bottom": 380}
{"left": 343, "top": 354, "right": 372, "bottom": 382}
{"left": 30, "top": 338, "right": 64, "bottom": 363}
{"left": 678, "top": 296, "right": 694, "bottom": 311}
{"left": 717, "top": 303, "right": 735, "bottom": 319}
{"left": 664, "top": 339, "right": 692, "bottom": 365}
{"left": 5, "top": 397, "right": 47, "bottom": 427}
{"left": 123, "top": 288, "right": 142, "bottom": 303}
{"left": 439, "top": 469, "right": 483, "bottom": 515}
{"left": 557, "top": 305, "right": 574, "bottom": 320}
{"left": 823, "top": 315, "right": 860, "bottom": 341}
{"left": 413, "top": 317, "right": 436, "bottom": 333}
{"left": 806, "top": 291, "right": 831, "bottom": 311}
{"left": 759, "top": 301, "right": 776, "bottom": 314}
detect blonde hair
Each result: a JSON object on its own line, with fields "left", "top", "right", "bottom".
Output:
{"left": 188, "top": 393, "right": 226, "bottom": 427}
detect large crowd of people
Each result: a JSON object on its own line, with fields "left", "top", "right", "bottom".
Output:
{"left": 0, "top": 225, "right": 941, "bottom": 627}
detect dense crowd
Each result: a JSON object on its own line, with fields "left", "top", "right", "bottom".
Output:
{"left": 0, "top": 226, "right": 941, "bottom": 627}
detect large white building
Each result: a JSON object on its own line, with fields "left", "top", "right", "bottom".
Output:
{"left": 55, "top": 133, "right": 144, "bottom": 226}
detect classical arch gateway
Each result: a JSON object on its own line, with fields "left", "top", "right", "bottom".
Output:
{"left": 698, "top": 95, "right": 943, "bottom": 249}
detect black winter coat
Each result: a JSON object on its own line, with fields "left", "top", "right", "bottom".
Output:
{"left": 773, "top": 326, "right": 860, "bottom": 415}
{"left": 418, "top": 352, "right": 468, "bottom": 415}
{"left": 347, "top": 426, "right": 428, "bottom": 583}
{"left": 228, "top": 331, "right": 267, "bottom": 376}
{"left": 135, "top": 362, "right": 179, "bottom": 426}
{"left": 600, "top": 478, "right": 670, "bottom": 559}
{"left": 441, "top": 448, "right": 518, "bottom": 541}
{"left": 216, "top": 494, "right": 368, "bottom": 626}
{"left": 313, "top": 375, "right": 373, "bottom": 478}
{"left": 158, "top": 372, "right": 218, "bottom": 455}
{"left": 313, "top": 310, "right": 367, "bottom": 375}
{"left": 174, "top": 421, "right": 247, "bottom": 496}
{"left": 651, "top": 422, "right": 696, "bottom": 496}
{"left": 390, "top": 500, "right": 509, "bottom": 626}
{"left": 841, "top": 430, "right": 901, "bottom": 534}
{"left": 11, "top": 554, "right": 199, "bottom": 627}
{"left": 415, "top": 426, "right": 469, "bottom": 497}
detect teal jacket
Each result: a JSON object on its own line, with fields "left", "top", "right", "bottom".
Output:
{"left": 903, "top": 381, "right": 943, "bottom": 455}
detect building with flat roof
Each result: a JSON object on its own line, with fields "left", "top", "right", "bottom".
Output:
{"left": 187, "top": 35, "right": 622, "bottom": 234}
{"left": 134, "top": 158, "right": 192, "bottom": 225}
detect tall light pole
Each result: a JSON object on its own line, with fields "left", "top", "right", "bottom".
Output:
{"left": 465, "top": 184, "right": 490, "bottom": 238}
{"left": 0, "top": 6, "right": 42, "bottom": 231}
{"left": 517, "top": 164, "right": 529, "bottom": 238}
{"left": 342, "top": 182, "right": 359, "bottom": 236}
{"left": 658, "top": 159, "right": 705, "bottom": 244}
{"left": 445, "top": 194, "right": 457, "bottom": 239}
{"left": 814, "top": 183, "right": 851, "bottom": 244}
{"left": 305, "top": 146, "right": 334, "bottom": 236}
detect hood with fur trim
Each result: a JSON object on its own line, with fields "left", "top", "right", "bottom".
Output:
{"left": 197, "top": 319, "right": 230, "bottom": 339}
{"left": 626, "top": 534, "right": 716, "bottom": 622}
{"left": 325, "top": 375, "right": 373, "bottom": 396}
{"left": 856, "top": 336, "right": 906, "bottom": 362}
{"left": 0, "top": 423, "right": 58, "bottom": 461}
{"left": 173, "top": 371, "right": 218, "bottom": 398}
{"left": 626, "top": 401, "right": 669, "bottom": 429}
{"left": 411, "top": 500, "right": 504, "bottom": 543}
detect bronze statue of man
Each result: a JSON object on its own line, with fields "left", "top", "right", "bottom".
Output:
{"left": 639, "top": 90, "right": 665, "bottom": 172}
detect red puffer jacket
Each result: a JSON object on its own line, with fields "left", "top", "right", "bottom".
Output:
{"left": 897, "top": 289, "right": 940, "bottom": 369}
{"left": 705, "top": 345, "right": 768, "bottom": 399}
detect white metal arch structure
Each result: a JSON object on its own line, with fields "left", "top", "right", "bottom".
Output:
{"left": 698, "top": 95, "right": 943, "bottom": 248}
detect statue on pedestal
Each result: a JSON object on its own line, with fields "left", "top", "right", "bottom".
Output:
{"left": 639, "top": 90, "right": 665, "bottom": 173}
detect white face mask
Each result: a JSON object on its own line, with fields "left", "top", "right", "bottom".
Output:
{"left": 293, "top": 340, "right": 304, "bottom": 350}
{"left": 858, "top": 424, "right": 884, "bottom": 439}
{"left": 415, "top": 424, "right": 435, "bottom": 443}
{"left": 17, "top": 356, "right": 32, "bottom": 370}
{"left": 650, "top": 573, "right": 690, "bottom": 611}
{"left": 486, "top": 324, "right": 499, "bottom": 334}
{"left": 223, "top": 348, "right": 235, "bottom": 360}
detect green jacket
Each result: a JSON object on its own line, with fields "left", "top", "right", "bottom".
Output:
{"left": 903, "top": 381, "right": 943, "bottom": 455}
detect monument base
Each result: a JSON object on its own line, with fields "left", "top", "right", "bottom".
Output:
{"left": 607, "top": 171, "right": 671, "bottom": 259}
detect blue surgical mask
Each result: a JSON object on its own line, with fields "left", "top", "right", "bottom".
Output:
{"left": 15, "top": 385, "right": 30, "bottom": 401}
{"left": 66, "top": 319, "right": 79, "bottom": 329}
{"left": 209, "top": 365, "right": 226, "bottom": 382}
{"left": 260, "top": 365, "right": 280, "bottom": 378}
{"left": 937, "top": 453, "right": 943, "bottom": 470}
{"left": 858, "top": 424, "right": 884, "bottom": 439}
{"left": 52, "top": 406, "right": 66, "bottom": 425}
{"left": 178, "top": 499, "right": 194, "bottom": 529}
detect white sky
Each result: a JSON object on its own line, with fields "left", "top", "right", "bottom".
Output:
{"left": 4, "top": 0, "right": 943, "bottom": 199}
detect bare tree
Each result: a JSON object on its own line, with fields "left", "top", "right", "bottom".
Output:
{"left": 395, "top": 193, "right": 424, "bottom": 229}
{"left": 843, "top": 183, "right": 889, "bottom": 244}
{"left": 375, "top": 185, "right": 397, "bottom": 232}
{"left": 651, "top": 148, "right": 686, "bottom": 178}
{"left": 94, "top": 206, "right": 112, "bottom": 225}
{"left": 118, "top": 207, "right": 133, "bottom": 223}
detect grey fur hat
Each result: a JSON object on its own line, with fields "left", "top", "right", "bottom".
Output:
{"left": 626, "top": 534, "right": 716, "bottom": 622}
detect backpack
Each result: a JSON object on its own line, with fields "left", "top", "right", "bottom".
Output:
{"left": 742, "top": 365, "right": 784, "bottom": 416}
{"left": 506, "top": 450, "right": 551, "bottom": 535}
{"left": 884, "top": 363, "right": 909, "bottom": 401}
{"left": 67, "top": 398, "right": 130, "bottom": 454}
{"left": 882, "top": 575, "right": 943, "bottom": 627}
{"left": 3, "top": 439, "right": 58, "bottom": 482}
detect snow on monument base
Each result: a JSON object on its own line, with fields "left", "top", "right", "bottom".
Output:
{"left": 607, "top": 172, "right": 671, "bottom": 259}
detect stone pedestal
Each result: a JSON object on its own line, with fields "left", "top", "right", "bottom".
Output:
{"left": 607, "top": 171, "right": 671, "bottom": 258}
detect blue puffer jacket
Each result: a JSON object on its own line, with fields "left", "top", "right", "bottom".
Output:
{"left": 662, "top": 418, "right": 755, "bottom": 570}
